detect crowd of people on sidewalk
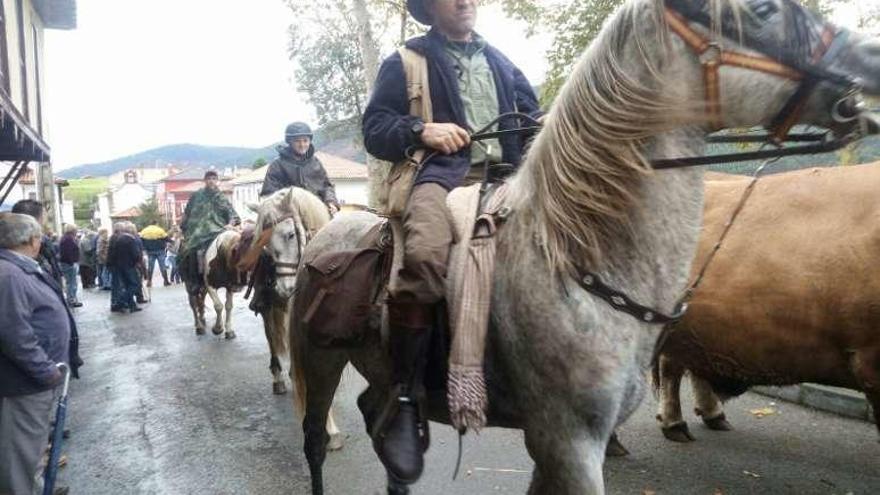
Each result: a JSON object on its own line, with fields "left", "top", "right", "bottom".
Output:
{"left": 0, "top": 197, "right": 189, "bottom": 494}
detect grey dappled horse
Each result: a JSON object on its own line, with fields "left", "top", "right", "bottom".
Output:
{"left": 290, "top": 1, "right": 880, "bottom": 493}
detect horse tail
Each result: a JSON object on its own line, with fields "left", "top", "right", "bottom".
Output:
{"left": 651, "top": 352, "right": 662, "bottom": 398}
{"left": 287, "top": 296, "right": 307, "bottom": 417}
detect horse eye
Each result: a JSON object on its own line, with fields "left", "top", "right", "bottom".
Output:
{"left": 750, "top": 0, "right": 778, "bottom": 20}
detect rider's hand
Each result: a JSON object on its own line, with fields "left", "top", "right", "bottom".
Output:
{"left": 327, "top": 203, "right": 339, "bottom": 216}
{"left": 420, "top": 123, "right": 471, "bottom": 155}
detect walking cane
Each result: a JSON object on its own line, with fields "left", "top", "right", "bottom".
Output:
{"left": 43, "top": 363, "right": 70, "bottom": 495}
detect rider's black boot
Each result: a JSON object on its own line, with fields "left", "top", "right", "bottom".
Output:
{"left": 374, "top": 302, "right": 432, "bottom": 485}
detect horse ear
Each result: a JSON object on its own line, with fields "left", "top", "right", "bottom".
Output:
{"left": 247, "top": 202, "right": 260, "bottom": 213}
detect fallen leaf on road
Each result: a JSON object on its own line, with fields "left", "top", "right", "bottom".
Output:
{"left": 713, "top": 489, "right": 725, "bottom": 495}
{"left": 749, "top": 407, "right": 776, "bottom": 418}
{"left": 743, "top": 470, "right": 761, "bottom": 478}
{"left": 641, "top": 490, "right": 656, "bottom": 495}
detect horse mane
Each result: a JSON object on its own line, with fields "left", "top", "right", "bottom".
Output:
{"left": 256, "top": 187, "right": 331, "bottom": 237}
{"left": 509, "top": 0, "right": 749, "bottom": 275}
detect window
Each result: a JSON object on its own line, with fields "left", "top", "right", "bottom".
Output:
{"left": 15, "top": 0, "right": 27, "bottom": 121}
{"left": 0, "top": 1, "right": 9, "bottom": 94}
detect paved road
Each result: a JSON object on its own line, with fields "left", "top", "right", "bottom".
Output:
{"left": 58, "top": 284, "right": 879, "bottom": 494}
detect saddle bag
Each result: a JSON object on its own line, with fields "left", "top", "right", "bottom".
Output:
{"left": 301, "top": 247, "right": 386, "bottom": 348}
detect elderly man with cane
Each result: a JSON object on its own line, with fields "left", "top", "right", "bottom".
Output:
{"left": 0, "top": 213, "right": 76, "bottom": 495}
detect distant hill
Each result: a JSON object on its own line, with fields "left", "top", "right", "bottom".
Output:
{"left": 58, "top": 124, "right": 365, "bottom": 179}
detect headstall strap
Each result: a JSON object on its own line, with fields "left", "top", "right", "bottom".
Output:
{"left": 664, "top": 8, "right": 804, "bottom": 132}
{"left": 769, "top": 25, "right": 841, "bottom": 143}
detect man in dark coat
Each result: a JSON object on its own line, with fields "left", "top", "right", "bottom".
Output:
{"left": 361, "top": 0, "right": 541, "bottom": 483}
{"left": 59, "top": 225, "right": 82, "bottom": 307}
{"left": 10, "top": 199, "right": 82, "bottom": 375}
{"left": 107, "top": 222, "right": 143, "bottom": 313}
{"left": 0, "top": 213, "right": 76, "bottom": 495}
{"left": 259, "top": 122, "right": 339, "bottom": 214}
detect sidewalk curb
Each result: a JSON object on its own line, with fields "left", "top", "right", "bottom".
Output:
{"left": 753, "top": 384, "right": 874, "bottom": 423}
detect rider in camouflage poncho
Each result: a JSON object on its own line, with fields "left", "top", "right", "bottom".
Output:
{"left": 179, "top": 170, "right": 240, "bottom": 286}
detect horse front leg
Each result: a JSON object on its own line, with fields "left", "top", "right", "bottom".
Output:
{"left": 263, "top": 306, "right": 287, "bottom": 395}
{"left": 189, "top": 291, "right": 206, "bottom": 336}
{"left": 655, "top": 354, "right": 694, "bottom": 442}
{"left": 196, "top": 287, "right": 208, "bottom": 335}
{"left": 691, "top": 374, "right": 732, "bottom": 431}
{"left": 206, "top": 286, "right": 224, "bottom": 335}
{"left": 224, "top": 288, "right": 236, "bottom": 340}
{"left": 302, "top": 349, "right": 348, "bottom": 495}
{"left": 524, "top": 417, "right": 607, "bottom": 495}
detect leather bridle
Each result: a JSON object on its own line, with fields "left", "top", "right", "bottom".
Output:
{"left": 262, "top": 213, "right": 309, "bottom": 279}
{"left": 664, "top": 0, "right": 859, "bottom": 143}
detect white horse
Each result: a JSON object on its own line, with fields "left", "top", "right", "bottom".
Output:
{"left": 239, "top": 186, "right": 344, "bottom": 449}
{"left": 289, "top": 1, "right": 880, "bottom": 494}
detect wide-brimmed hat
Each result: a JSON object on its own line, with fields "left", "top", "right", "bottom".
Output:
{"left": 407, "top": 0, "right": 431, "bottom": 25}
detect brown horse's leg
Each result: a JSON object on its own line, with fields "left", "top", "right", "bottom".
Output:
{"left": 692, "top": 374, "right": 732, "bottom": 431}
{"left": 851, "top": 347, "right": 880, "bottom": 436}
{"left": 655, "top": 354, "right": 694, "bottom": 442}
{"left": 188, "top": 288, "right": 206, "bottom": 335}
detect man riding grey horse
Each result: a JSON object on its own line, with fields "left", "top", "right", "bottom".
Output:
{"left": 260, "top": 122, "right": 339, "bottom": 214}
{"left": 249, "top": 122, "right": 340, "bottom": 316}
{"left": 362, "top": 0, "right": 541, "bottom": 484}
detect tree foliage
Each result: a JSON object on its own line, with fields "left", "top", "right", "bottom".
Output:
{"left": 251, "top": 157, "right": 268, "bottom": 169}
{"left": 135, "top": 197, "right": 166, "bottom": 231}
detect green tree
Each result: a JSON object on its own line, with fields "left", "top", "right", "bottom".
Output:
{"left": 135, "top": 197, "right": 167, "bottom": 231}
{"left": 252, "top": 157, "right": 268, "bottom": 170}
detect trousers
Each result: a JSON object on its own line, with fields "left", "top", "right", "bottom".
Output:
{"left": 0, "top": 390, "right": 55, "bottom": 495}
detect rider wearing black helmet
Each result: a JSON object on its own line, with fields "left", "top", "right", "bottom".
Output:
{"left": 260, "top": 122, "right": 339, "bottom": 215}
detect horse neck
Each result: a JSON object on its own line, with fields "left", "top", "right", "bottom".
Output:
{"left": 506, "top": 129, "right": 706, "bottom": 314}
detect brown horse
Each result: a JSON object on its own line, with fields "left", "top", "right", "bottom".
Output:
{"left": 655, "top": 163, "right": 880, "bottom": 442}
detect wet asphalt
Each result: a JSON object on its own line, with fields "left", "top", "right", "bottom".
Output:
{"left": 56, "top": 282, "right": 879, "bottom": 495}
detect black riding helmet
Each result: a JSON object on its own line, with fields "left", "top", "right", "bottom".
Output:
{"left": 285, "top": 122, "right": 313, "bottom": 141}
{"left": 407, "top": 0, "right": 431, "bottom": 25}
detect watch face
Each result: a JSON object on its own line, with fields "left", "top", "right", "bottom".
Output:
{"left": 412, "top": 122, "right": 425, "bottom": 135}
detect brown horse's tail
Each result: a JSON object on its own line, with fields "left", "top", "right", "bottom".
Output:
{"left": 287, "top": 296, "right": 307, "bottom": 418}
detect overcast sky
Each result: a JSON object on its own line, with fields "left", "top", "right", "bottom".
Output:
{"left": 43, "top": 1, "right": 877, "bottom": 171}
{"left": 43, "top": 1, "right": 551, "bottom": 170}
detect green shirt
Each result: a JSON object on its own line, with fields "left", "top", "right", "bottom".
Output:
{"left": 444, "top": 36, "right": 502, "bottom": 165}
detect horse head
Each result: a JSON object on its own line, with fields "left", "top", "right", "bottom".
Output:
{"left": 253, "top": 187, "right": 331, "bottom": 299}
{"left": 517, "top": 0, "right": 880, "bottom": 275}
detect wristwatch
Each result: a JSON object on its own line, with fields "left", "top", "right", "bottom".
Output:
{"left": 410, "top": 120, "right": 426, "bottom": 143}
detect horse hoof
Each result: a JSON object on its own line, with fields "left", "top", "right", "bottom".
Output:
{"left": 703, "top": 413, "right": 733, "bottom": 431}
{"left": 387, "top": 474, "right": 410, "bottom": 495}
{"left": 212, "top": 327, "right": 223, "bottom": 336}
{"left": 195, "top": 327, "right": 206, "bottom": 336}
{"left": 327, "top": 433, "right": 344, "bottom": 451}
{"left": 662, "top": 422, "right": 695, "bottom": 443}
{"left": 272, "top": 382, "right": 287, "bottom": 395}
{"left": 605, "top": 433, "right": 630, "bottom": 457}
{"left": 225, "top": 331, "right": 236, "bottom": 340}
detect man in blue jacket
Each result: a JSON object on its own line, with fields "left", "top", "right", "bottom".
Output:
{"left": 362, "top": 0, "right": 541, "bottom": 483}
{"left": 0, "top": 213, "right": 76, "bottom": 495}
